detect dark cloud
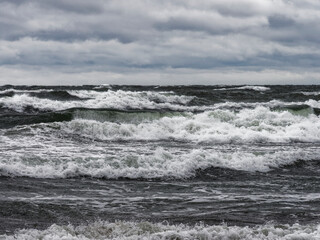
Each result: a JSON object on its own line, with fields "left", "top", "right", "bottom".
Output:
{"left": 41, "top": 0, "right": 104, "bottom": 14}
{"left": 268, "top": 15, "right": 296, "bottom": 28}
{"left": 154, "top": 17, "right": 234, "bottom": 35}
{"left": 29, "top": 30, "right": 134, "bottom": 43}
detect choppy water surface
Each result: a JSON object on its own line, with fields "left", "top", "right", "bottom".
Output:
{"left": 1, "top": 85, "right": 320, "bottom": 239}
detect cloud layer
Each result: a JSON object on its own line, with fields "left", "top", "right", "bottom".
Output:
{"left": 0, "top": 0, "right": 320, "bottom": 85}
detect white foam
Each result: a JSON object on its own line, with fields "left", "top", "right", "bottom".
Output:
{"left": 2, "top": 221, "right": 320, "bottom": 240}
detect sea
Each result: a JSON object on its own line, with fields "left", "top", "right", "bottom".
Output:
{"left": 0, "top": 85, "right": 320, "bottom": 239}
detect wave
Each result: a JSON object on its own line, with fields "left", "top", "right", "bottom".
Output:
{"left": 93, "top": 84, "right": 112, "bottom": 90}
{"left": 72, "top": 108, "right": 188, "bottom": 124}
{"left": 0, "top": 91, "right": 15, "bottom": 98}
{"left": 300, "top": 91, "right": 320, "bottom": 96}
{"left": 214, "top": 99, "right": 320, "bottom": 111}
{"left": 0, "top": 90, "right": 88, "bottom": 101}
{"left": 1, "top": 103, "right": 319, "bottom": 139}
{"left": 57, "top": 106, "right": 320, "bottom": 143}
{"left": 237, "top": 85, "right": 271, "bottom": 91}
{"left": 0, "top": 111, "right": 73, "bottom": 128}
{"left": 2, "top": 87, "right": 320, "bottom": 115}
{"left": 29, "top": 91, "right": 84, "bottom": 101}
{"left": 2, "top": 221, "right": 320, "bottom": 240}
{"left": 0, "top": 90, "right": 194, "bottom": 112}
{"left": 216, "top": 86, "right": 271, "bottom": 91}
{"left": 0, "top": 88, "right": 53, "bottom": 94}
{"left": 1, "top": 145, "right": 319, "bottom": 178}
{"left": 0, "top": 107, "right": 190, "bottom": 129}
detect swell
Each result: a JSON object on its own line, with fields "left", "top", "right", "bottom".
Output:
{"left": 29, "top": 90, "right": 86, "bottom": 101}
{"left": 194, "top": 159, "right": 320, "bottom": 181}
{"left": 168, "top": 86, "right": 320, "bottom": 105}
{"left": 0, "top": 108, "right": 189, "bottom": 129}
{"left": 0, "top": 91, "right": 15, "bottom": 98}
{"left": 0, "top": 111, "right": 73, "bottom": 129}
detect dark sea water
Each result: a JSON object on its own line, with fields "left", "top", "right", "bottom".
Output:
{"left": 1, "top": 85, "right": 320, "bottom": 239}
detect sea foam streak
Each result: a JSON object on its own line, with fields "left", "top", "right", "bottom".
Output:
{"left": 2, "top": 221, "right": 320, "bottom": 240}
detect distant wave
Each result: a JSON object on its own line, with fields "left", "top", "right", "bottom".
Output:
{"left": 3, "top": 221, "right": 320, "bottom": 240}
{"left": 300, "top": 91, "right": 320, "bottom": 96}
{"left": 1, "top": 88, "right": 320, "bottom": 115}
{"left": 93, "top": 84, "right": 112, "bottom": 90}
{"left": 215, "top": 85, "right": 271, "bottom": 91}
{"left": 29, "top": 90, "right": 85, "bottom": 101}
{"left": 0, "top": 90, "right": 194, "bottom": 112}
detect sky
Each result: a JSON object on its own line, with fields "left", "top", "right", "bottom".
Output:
{"left": 0, "top": 0, "right": 320, "bottom": 85}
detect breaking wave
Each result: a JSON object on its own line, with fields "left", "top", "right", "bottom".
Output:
{"left": 58, "top": 106, "right": 320, "bottom": 143}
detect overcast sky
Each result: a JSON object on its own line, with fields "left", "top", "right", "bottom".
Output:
{"left": 0, "top": 0, "right": 320, "bottom": 85}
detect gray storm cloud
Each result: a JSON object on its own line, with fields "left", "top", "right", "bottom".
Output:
{"left": 0, "top": 0, "right": 319, "bottom": 85}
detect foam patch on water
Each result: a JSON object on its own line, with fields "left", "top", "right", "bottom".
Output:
{"left": 60, "top": 106, "right": 320, "bottom": 143}
{"left": 2, "top": 221, "right": 320, "bottom": 240}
